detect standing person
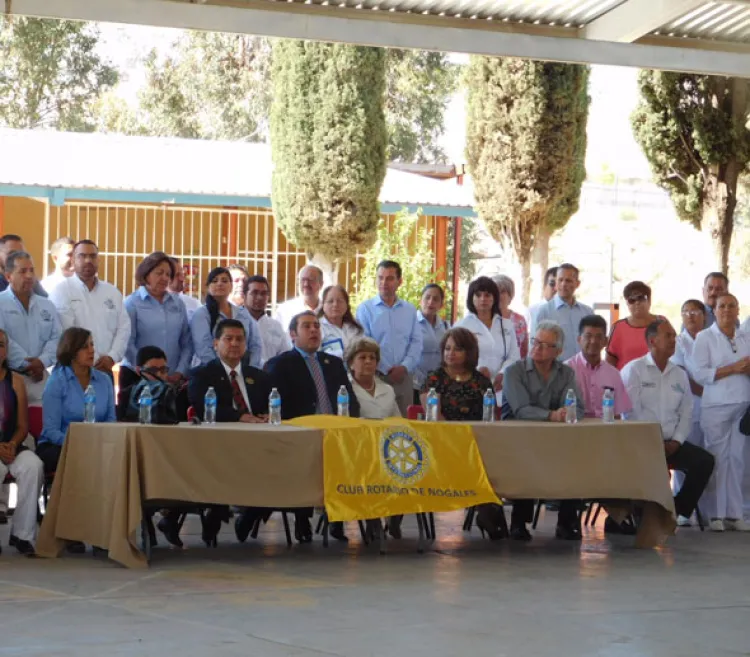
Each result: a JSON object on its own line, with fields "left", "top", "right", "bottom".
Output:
{"left": 227, "top": 264, "right": 249, "bottom": 308}
{"left": 0, "top": 234, "right": 47, "bottom": 297}
{"left": 455, "top": 276, "right": 520, "bottom": 397}
{"left": 526, "top": 266, "right": 558, "bottom": 332}
{"left": 532, "top": 263, "right": 593, "bottom": 362}
{"left": 493, "top": 274, "right": 529, "bottom": 359}
{"left": 606, "top": 281, "right": 661, "bottom": 370}
{"left": 318, "top": 285, "right": 363, "bottom": 360}
{"left": 121, "top": 252, "right": 193, "bottom": 392}
{"left": 501, "top": 321, "right": 585, "bottom": 541}
{"left": 671, "top": 299, "right": 708, "bottom": 526}
{"left": 265, "top": 311, "right": 359, "bottom": 542}
{"left": 41, "top": 237, "right": 75, "bottom": 294}
{"left": 168, "top": 257, "right": 201, "bottom": 320}
{"left": 48, "top": 240, "right": 131, "bottom": 380}
{"left": 702, "top": 272, "right": 729, "bottom": 329}
{"left": 190, "top": 267, "right": 262, "bottom": 367}
{"left": 356, "top": 260, "right": 423, "bottom": 416}
{"left": 0, "top": 328, "right": 44, "bottom": 556}
{"left": 274, "top": 264, "right": 324, "bottom": 332}
{"left": 622, "top": 319, "right": 715, "bottom": 530}
{"left": 692, "top": 294, "right": 750, "bottom": 531}
{"left": 413, "top": 284, "right": 450, "bottom": 403}
{"left": 0, "top": 251, "right": 61, "bottom": 404}
{"left": 243, "top": 275, "right": 290, "bottom": 366}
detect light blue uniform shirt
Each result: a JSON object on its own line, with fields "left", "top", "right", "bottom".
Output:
{"left": 414, "top": 310, "right": 449, "bottom": 390}
{"left": 123, "top": 286, "right": 193, "bottom": 374}
{"left": 532, "top": 294, "right": 594, "bottom": 362}
{"left": 38, "top": 367, "right": 116, "bottom": 447}
{"left": 190, "top": 303, "right": 262, "bottom": 367}
{"left": 355, "top": 296, "right": 423, "bottom": 375}
{"left": 0, "top": 289, "right": 61, "bottom": 369}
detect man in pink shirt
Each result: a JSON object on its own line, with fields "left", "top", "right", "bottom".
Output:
{"left": 565, "top": 314, "right": 632, "bottom": 419}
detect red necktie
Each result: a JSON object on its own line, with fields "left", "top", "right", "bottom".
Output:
{"left": 230, "top": 370, "right": 249, "bottom": 415}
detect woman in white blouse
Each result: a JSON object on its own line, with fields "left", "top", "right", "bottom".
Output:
{"left": 318, "top": 285, "right": 363, "bottom": 360}
{"left": 455, "top": 276, "right": 521, "bottom": 397}
{"left": 346, "top": 337, "right": 401, "bottom": 419}
{"left": 692, "top": 293, "right": 750, "bottom": 532}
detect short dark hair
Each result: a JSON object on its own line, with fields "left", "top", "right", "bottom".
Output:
{"left": 421, "top": 283, "right": 445, "bottom": 302}
{"left": 579, "top": 314, "right": 608, "bottom": 335}
{"left": 135, "top": 251, "right": 175, "bottom": 287}
{"left": 440, "top": 327, "right": 480, "bottom": 372}
{"left": 243, "top": 274, "right": 269, "bottom": 297}
{"left": 50, "top": 236, "right": 75, "bottom": 254}
{"left": 56, "top": 327, "right": 92, "bottom": 367}
{"left": 623, "top": 280, "right": 651, "bottom": 300}
{"left": 73, "top": 239, "right": 98, "bottom": 254}
{"left": 5, "top": 250, "right": 32, "bottom": 273}
{"left": 0, "top": 234, "right": 22, "bottom": 245}
{"left": 704, "top": 272, "right": 729, "bottom": 286}
{"left": 557, "top": 263, "right": 580, "bottom": 278}
{"left": 136, "top": 345, "right": 167, "bottom": 367}
{"left": 466, "top": 276, "right": 500, "bottom": 317}
{"left": 214, "top": 318, "right": 246, "bottom": 340}
{"left": 290, "top": 310, "right": 318, "bottom": 334}
{"left": 318, "top": 285, "right": 363, "bottom": 331}
{"left": 376, "top": 260, "right": 402, "bottom": 279}
{"left": 544, "top": 266, "right": 558, "bottom": 281}
{"left": 645, "top": 318, "right": 669, "bottom": 345}
{"left": 681, "top": 299, "right": 706, "bottom": 314}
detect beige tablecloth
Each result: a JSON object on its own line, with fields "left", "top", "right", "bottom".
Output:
{"left": 37, "top": 420, "right": 675, "bottom": 568}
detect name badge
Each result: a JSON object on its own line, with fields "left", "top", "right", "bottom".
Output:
{"left": 641, "top": 382, "right": 656, "bottom": 389}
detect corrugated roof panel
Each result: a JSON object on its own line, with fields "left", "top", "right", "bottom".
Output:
{"left": 660, "top": 2, "right": 750, "bottom": 42}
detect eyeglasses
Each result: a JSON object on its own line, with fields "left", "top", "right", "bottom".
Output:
{"left": 681, "top": 310, "right": 704, "bottom": 318}
{"left": 143, "top": 366, "right": 169, "bottom": 376}
{"left": 627, "top": 295, "right": 649, "bottom": 305}
{"left": 531, "top": 338, "right": 558, "bottom": 350}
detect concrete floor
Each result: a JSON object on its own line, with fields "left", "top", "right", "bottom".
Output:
{"left": 0, "top": 511, "right": 748, "bottom": 657}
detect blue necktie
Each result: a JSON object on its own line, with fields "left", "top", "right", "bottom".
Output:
{"left": 308, "top": 354, "right": 332, "bottom": 415}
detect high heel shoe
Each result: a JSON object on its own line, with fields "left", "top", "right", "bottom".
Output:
{"left": 476, "top": 517, "right": 505, "bottom": 540}
{"left": 294, "top": 518, "right": 313, "bottom": 544}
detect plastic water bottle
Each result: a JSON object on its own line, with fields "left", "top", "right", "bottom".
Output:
{"left": 565, "top": 388, "right": 578, "bottom": 424}
{"left": 138, "top": 385, "right": 152, "bottom": 425}
{"left": 269, "top": 388, "right": 282, "bottom": 425}
{"left": 482, "top": 388, "right": 496, "bottom": 423}
{"left": 426, "top": 388, "right": 439, "bottom": 422}
{"left": 337, "top": 385, "right": 350, "bottom": 417}
{"left": 83, "top": 384, "right": 96, "bottom": 423}
{"left": 602, "top": 387, "right": 615, "bottom": 424}
{"left": 204, "top": 386, "right": 217, "bottom": 425}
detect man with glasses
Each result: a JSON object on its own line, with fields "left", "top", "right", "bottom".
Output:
{"left": 49, "top": 240, "right": 130, "bottom": 379}
{"left": 274, "top": 264, "right": 324, "bottom": 332}
{"left": 525, "top": 266, "right": 557, "bottom": 331}
{"left": 531, "top": 263, "right": 592, "bottom": 362}
{"left": 243, "top": 275, "right": 290, "bottom": 366}
{"left": 502, "top": 320, "right": 585, "bottom": 541}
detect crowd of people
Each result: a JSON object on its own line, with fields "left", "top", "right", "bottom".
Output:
{"left": 0, "top": 232, "right": 747, "bottom": 556}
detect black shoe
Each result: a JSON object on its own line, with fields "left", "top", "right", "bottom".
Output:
{"left": 92, "top": 546, "right": 108, "bottom": 558}
{"left": 510, "top": 524, "right": 532, "bottom": 541}
{"left": 0, "top": 511, "right": 7, "bottom": 525}
{"left": 555, "top": 524, "right": 582, "bottom": 541}
{"left": 387, "top": 521, "right": 403, "bottom": 540}
{"left": 234, "top": 511, "right": 256, "bottom": 543}
{"left": 201, "top": 510, "right": 222, "bottom": 548}
{"left": 157, "top": 517, "right": 184, "bottom": 549}
{"left": 476, "top": 517, "right": 505, "bottom": 540}
{"left": 9, "top": 534, "right": 18, "bottom": 547}
{"left": 604, "top": 516, "right": 636, "bottom": 535}
{"left": 13, "top": 538, "right": 35, "bottom": 556}
{"left": 365, "top": 519, "right": 382, "bottom": 542}
{"left": 66, "top": 541, "right": 86, "bottom": 554}
{"left": 294, "top": 518, "right": 313, "bottom": 544}
{"left": 329, "top": 522, "right": 348, "bottom": 543}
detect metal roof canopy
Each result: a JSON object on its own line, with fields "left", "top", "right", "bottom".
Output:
{"left": 7, "top": 0, "right": 750, "bottom": 76}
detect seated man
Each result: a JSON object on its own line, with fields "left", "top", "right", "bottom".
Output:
{"left": 116, "top": 345, "right": 170, "bottom": 421}
{"left": 502, "top": 320, "right": 585, "bottom": 541}
{"left": 188, "top": 318, "right": 272, "bottom": 547}
{"left": 621, "top": 319, "right": 715, "bottom": 525}
{"left": 265, "top": 311, "right": 360, "bottom": 542}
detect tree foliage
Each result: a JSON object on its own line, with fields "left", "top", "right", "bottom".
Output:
{"left": 632, "top": 71, "right": 750, "bottom": 272}
{"left": 465, "top": 57, "right": 590, "bottom": 304}
{"left": 0, "top": 17, "right": 118, "bottom": 131}
{"left": 351, "top": 209, "right": 438, "bottom": 310}
{"left": 270, "top": 40, "right": 387, "bottom": 271}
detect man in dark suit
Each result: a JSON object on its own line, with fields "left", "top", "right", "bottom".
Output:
{"left": 265, "top": 310, "right": 360, "bottom": 542}
{"left": 188, "top": 318, "right": 272, "bottom": 546}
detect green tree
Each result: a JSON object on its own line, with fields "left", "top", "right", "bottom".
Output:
{"left": 351, "top": 209, "right": 438, "bottom": 310}
{"left": 0, "top": 17, "right": 118, "bottom": 131}
{"left": 270, "top": 40, "right": 387, "bottom": 277}
{"left": 465, "top": 57, "right": 590, "bottom": 304}
{"left": 632, "top": 71, "right": 750, "bottom": 273}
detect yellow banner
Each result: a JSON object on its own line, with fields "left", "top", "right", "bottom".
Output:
{"left": 289, "top": 415, "right": 499, "bottom": 522}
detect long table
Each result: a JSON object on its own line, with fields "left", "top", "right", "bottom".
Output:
{"left": 36, "top": 420, "right": 676, "bottom": 568}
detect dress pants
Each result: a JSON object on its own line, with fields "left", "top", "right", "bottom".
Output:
{"left": 672, "top": 421, "right": 709, "bottom": 518}
{"left": 510, "top": 499, "right": 579, "bottom": 528}
{"left": 666, "top": 441, "right": 715, "bottom": 519}
{"left": 36, "top": 443, "right": 62, "bottom": 474}
{"left": 0, "top": 450, "right": 44, "bottom": 541}
{"left": 381, "top": 372, "right": 414, "bottom": 417}
{"left": 701, "top": 403, "right": 746, "bottom": 519}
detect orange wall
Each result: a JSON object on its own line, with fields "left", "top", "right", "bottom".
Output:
{"left": 1, "top": 196, "right": 47, "bottom": 270}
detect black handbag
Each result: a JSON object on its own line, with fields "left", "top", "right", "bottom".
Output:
{"left": 125, "top": 378, "right": 180, "bottom": 425}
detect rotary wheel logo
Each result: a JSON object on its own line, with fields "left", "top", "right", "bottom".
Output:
{"left": 381, "top": 426, "right": 429, "bottom": 484}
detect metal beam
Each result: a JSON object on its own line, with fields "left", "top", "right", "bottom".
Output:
{"left": 9, "top": 0, "right": 750, "bottom": 77}
{"left": 583, "top": 0, "right": 706, "bottom": 43}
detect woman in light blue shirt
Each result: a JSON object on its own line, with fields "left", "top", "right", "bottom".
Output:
{"left": 190, "top": 267, "right": 262, "bottom": 366}
{"left": 413, "top": 284, "right": 450, "bottom": 403}
{"left": 37, "top": 327, "right": 116, "bottom": 474}
{"left": 122, "top": 252, "right": 193, "bottom": 390}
